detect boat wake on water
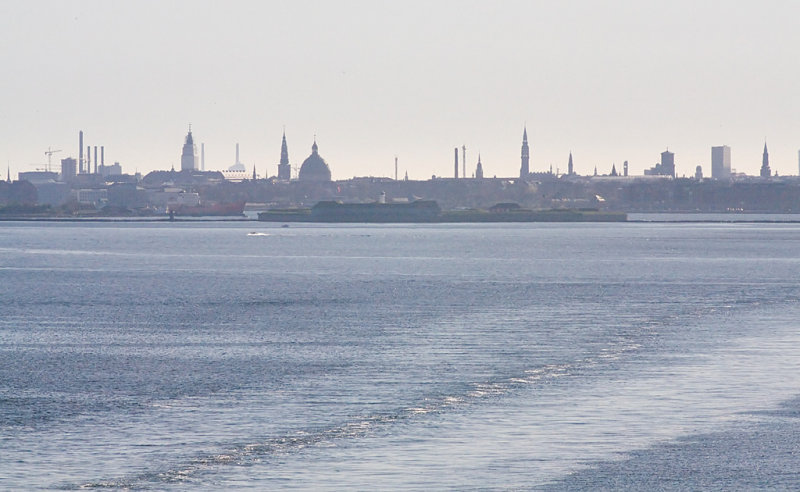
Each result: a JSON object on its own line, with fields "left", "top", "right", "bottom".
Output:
{"left": 71, "top": 342, "right": 642, "bottom": 489}
{"left": 7, "top": 222, "right": 800, "bottom": 490}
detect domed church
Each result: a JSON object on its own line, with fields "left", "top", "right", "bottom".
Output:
{"left": 298, "top": 139, "right": 332, "bottom": 182}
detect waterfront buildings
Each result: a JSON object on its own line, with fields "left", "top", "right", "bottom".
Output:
{"left": 711, "top": 145, "right": 731, "bottom": 179}
{"left": 644, "top": 149, "right": 675, "bottom": 177}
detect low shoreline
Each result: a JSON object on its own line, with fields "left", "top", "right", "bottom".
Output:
{"left": 5, "top": 213, "right": 800, "bottom": 224}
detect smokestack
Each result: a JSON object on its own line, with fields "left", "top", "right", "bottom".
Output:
{"left": 236, "top": 143, "right": 240, "bottom": 165}
{"left": 201, "top": 143, "right": 205, "bottom": 171}
{"left": 87, "top": 146, "right": 91, "bottom": 173}
{"left": 79, "top": 131, "right": 84, "bottom": 174}
{"left": 94, "top": 146, "right": 98, "bottom": 174}
{"left": 101, "top": 146, "right": 104, "bottom": 167}
{"left": 462, "top": 145, "right": 466, "bottom": 180}
{"left": 395, "top": 156, "right": 398, "bottom": 181}
{"left": 454, "top": 147, "right": 459, "bottom": 179}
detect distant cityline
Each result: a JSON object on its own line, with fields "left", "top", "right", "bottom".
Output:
{"left": 28, "top": 126, "right": 800, "bottom": 183}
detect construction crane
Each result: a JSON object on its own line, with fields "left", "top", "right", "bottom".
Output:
{"left": 44, "top": 147, "right": 61, "bottom": 172}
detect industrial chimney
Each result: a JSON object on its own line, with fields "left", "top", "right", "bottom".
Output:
{"left": 454, "top": 147, "right": 459, "bottom": 179}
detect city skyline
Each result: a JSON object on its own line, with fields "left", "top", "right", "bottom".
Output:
{"left": 2, "top": 1, "right": 800, "bottom": 180}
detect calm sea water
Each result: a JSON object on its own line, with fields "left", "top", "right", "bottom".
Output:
{"left": 2, "top": 221, "right": 800, "bottom": 490}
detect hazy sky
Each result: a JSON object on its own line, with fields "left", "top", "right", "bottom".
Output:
{"left": 2, "top": 0, "right": 800, "bottom": 180}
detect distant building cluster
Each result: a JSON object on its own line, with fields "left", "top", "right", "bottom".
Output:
{"left": 3, "top": 124, "right": 800, "bottom": 216}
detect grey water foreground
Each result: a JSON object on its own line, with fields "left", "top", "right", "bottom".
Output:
{"left": 3, "top": 222, "right": 800, "bottom": 489}
{"left": 542, "top": 397, "right": 800, "bottom": 491}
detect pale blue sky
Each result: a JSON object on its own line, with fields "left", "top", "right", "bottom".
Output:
{"left": 2, "top": 0, "right": 799, "bottom": 179}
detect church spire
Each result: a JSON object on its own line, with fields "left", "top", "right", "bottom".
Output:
{"left": 280, "top": 132, "right": 289, "bottom": 166}
{"left": 520, "top": 126, "right": 530, "bottom": 178}
{"left": 278, "top": 131, "right": 291, "bottom": 180}
{"left": 761, "top": 140, "right": 771, "bottom": 177}
{"left": 568, "top": 151, "right": 574, "bottom": 175}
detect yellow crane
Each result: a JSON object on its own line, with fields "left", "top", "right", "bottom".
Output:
{"left": 44, "top": 147, "right": 61, "bottom": 172}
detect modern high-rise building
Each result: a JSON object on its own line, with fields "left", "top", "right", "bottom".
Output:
{"left": 711, "top": 145, "right": 731, "bottom": 179}
{"left": 180, "top": 127, "right": 198, "bottom": 171}
{"left": 520, "top": 127, "right": 530, "bottom": 178}
{"left": 278, "top": 132, "right": 291, "bottom": 180}
{"left": 60, "top": 157, "right": 77, "bottom": 182}
{"left": 661, "top": 149, "right": 675, "bottom": 177}
{"left": 760, "top": 142, "right": 771, "bottom": 177}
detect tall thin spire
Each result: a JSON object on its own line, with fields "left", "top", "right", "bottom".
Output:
{"left": 278, "top": 131, "right": 291, "bottom": 180}
{"left": 520, "top": 126, "right": 530, "bottom": 178}
{"left": 568, "top": 151, "right": 574, "bottom": 175}
{"left": 280, "top": 132, "right": 289, "bottom": 165}
{"left": 761, "top": 140, "right": 771, "bottom": 177}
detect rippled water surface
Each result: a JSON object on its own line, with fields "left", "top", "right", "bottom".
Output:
{"left": 2, "top": 221, "right": 800, "bottom": 490}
